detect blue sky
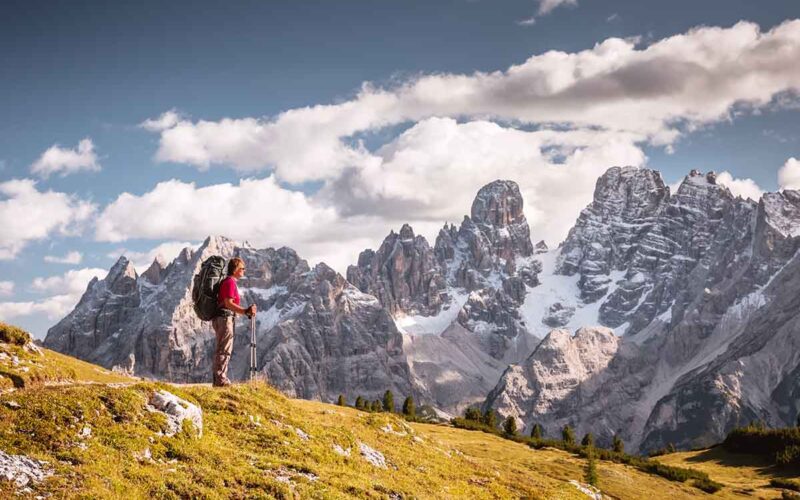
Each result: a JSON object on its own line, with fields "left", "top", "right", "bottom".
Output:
{"left": 1, "top": 0, "right": 799, "bottom": 337}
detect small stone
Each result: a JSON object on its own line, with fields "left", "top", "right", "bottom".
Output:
{"left": 4, "top": 401, "right": 20, "bottom": 409}
{"left": 332, "top": 444, "right": 351, "bottom": 457}
{"left": 358, "top": 442, "right": 387, "bottom": 469}
{"left": 146, "top": 390, "right": 203, "bottom": 438}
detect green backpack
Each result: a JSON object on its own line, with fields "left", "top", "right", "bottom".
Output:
{"left": 192, "top": 255, "right": 226, "bottom": 321}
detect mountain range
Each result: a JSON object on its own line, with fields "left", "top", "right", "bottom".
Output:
{"left": 44, "top": 166, "right": 800, "bottom": 452}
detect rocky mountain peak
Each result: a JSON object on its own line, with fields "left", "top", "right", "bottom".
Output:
{"left": 399, "top": 223, "right": 415, "bottom": 240}
{"left": 470, "top": 180, "right": 525, "bottom": 226}
{"left": 142, "top": 255, "right": 167, "bottom": 285}
{"left": 347, "top": 224, "right": 446, "bottom": 316}
{"left": 105, "top": 256, "right": 138, "bottom": 295}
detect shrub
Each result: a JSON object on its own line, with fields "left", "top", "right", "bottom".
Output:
{"left": 562, "top": 425, "right": 575, "bottom": 446}
{"left": 383, "top": 390, "right": 394, "bottom": 413}
{"left": 530, "top": 423, "right": 543, "bottom": 440}
{"left": 612, "top": 434, "right": 624, "bottom": 453}
{"left": 464, "top": 407, "right": 481, "bottom": 421}
{"left": 581, "top": 433, "right": 594, "bottom": 448}
{"left": 402, "top": 396, "right": 415, "bottom": 418}
{"left": 503, "top": 416, "right": 517, "bottom": 436}
{"left": 771, "top": 478, "right": 800, "bottom": 492}
{"left": 693, "top": 477, "right": 723, "bottom": 493}
{"left": 723, "top": 425, "right": 800, "bottom": 467}
{"left": 0, "top": 322, "right": 32, "bottom": 345}
{"left": 483, "top": 409, "right": 497, "bottom": 429}
{"left": 584, "top": 448, "right": 598, "bottom": 487}
{"left": 355, "top": 396, "right": 365, "bottom": 410}
{"left": 337, "top": 394, "right": 346, "bottom": 406}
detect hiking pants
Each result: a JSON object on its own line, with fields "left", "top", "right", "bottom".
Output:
{"left": 211, "top": 314, "right": 235, "bottom": 384}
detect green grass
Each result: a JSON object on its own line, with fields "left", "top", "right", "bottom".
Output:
{"left": 0, "top": 325, "right": 773, "bottom": 498}
{"left": 0, "top": 339, "right": 134, "bottom": 391}
{"left": 0, "top": 322, "right": 31, "bottom": 345}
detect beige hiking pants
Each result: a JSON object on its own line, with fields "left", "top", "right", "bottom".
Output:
{"left": 211, "top": 314, "right": 234, "bottom": 384}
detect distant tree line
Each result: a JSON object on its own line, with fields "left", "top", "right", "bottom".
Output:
{"left": 450, "top": 406, "right": 722, "bottom": 494}
{"left": 336, "top": 390, "right": 418, "bottom": 420}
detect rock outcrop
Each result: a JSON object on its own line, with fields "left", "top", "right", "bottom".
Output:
{"left": 45, "top": 236, "right": 414, "bottom": 404}
{"left": 485, "top": 167, "right": 800, "bottom": 452}
{"left": 348, "top": 180, "right": 543, "bottom": 413}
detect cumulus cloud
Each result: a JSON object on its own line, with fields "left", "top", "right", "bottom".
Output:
{"left": 93, "top": 176, "right": 381, "bottom": 270}
{"left": 537, "top": 0, "right": 577, "bottom": 15}
{"left": 44, "top": 251, "right": 83, "bottom": 265}
{"left": 95, "top": 119, "right": 648, "bottom": 270}
{"left": 778, "top": 157, "right": 800, "bottom": 190}
{"left": 140, "top": 109, "right": 181, "bottom": 131}
{"left": 0, "top": 281, "right": 13, "bottom": 297}
{"left": 0, "top": 179, "right": 95, "bottom": 260}
{"left": 143, "top": 20, "right": 800, "bottom": 186}
{"left": 0, "top": 267, "right": 105, "bottom": 321}
{"left": 716, "top": 171, "right": 764, "bottom": 201}
{"left": 108, "top": 241, "right": 196, "bottom": 271}
{"left": 29, "top": 138, "right": 100, "bottom": 178}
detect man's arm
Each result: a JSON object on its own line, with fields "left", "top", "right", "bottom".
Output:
{"left": 223, "top": 298, "right": 256, "bottom": 316}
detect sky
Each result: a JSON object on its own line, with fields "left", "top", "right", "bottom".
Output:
{"left": 1, "top": 0, "right": 799, "bottom": 338}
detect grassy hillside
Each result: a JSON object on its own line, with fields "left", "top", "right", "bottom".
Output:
{"left": 656, "top": 446, "right": 800, "bottom": 499}
{"left": 0, "top": 324, "right": 795, "bottom": 498}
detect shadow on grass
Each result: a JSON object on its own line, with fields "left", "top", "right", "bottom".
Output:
{"left": 685, "top": 446, "right": 800, "bottom": 479}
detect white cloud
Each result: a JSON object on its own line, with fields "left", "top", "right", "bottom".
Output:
{"left": 140, "top": 109, "right": 181, "bottom": 131}
{"left": 94, "top": 176, "right": 378, "bottom": 270}
{"left": 0, "top": 281, "right": 13, "bottom": 297}
{"left": 44, "top": 251, "right": 83, "bottom": 265}
{"left": 324, "top": 118, "right": 647, "bottom": 246}
{"left": 108, "top": 241, "right": 196, "bottom": 271}
{"left": 607, "top": 13, "right": 619, "bottom": 23}
{"left": 29, "top": 138, "right": 100, "bottom": 178}
{"left": 0, "top": 179, "right": 96, "bottom": 260}
{"left": 516, "top": 17, "right": 537, "bottom": 26}
{"left": 537, "top": 0, "right": 577, "bottom": 15}
{"left": 778, "top": 157, "right": 800, "bottom": 190}
{"left": 716, "top": 171, "right": 764, "bottom": 201}
{"left": 142, "top": 20, "right": 800, "bottom": 187}
{"left": 0, "top": 267, "right": 105, "bottom": 321}
{"left": 96, "top": 119, "right": 648, "bottom": 270}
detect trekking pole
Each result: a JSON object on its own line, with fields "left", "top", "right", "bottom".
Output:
{"left": 249, "top": 313, "right": 257, "bottom": 381}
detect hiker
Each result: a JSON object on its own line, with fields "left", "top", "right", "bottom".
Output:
{"left": 211, "top": 257, "right": 257, "bottom": 387}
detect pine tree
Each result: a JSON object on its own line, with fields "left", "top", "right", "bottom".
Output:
{"left": 464, "top": 407, "right": 481, "bottom": 421}
{"left": 562, "top": 425, "right": 575, "bottom": 445}
{"left": 581, "top": 432, "right": 594, "bottom": 448}
{"left": 503, "top": 416, "right": 518, "bottom": 436}
{"left": 666, "top": 442, "right": 677, "bottom": 453}
{"left": 337, "top": 394, "right": 346, "bottom": 406}
{"left": 612, "top": 434, "right": 624, "bottom": 454}
{"left": 530, "top": 423, "right": 543, "bottom": 440}
{"left": 383, "top": 390, "right": 395, "bottom": 413}
{"left": 373, "top": 400, "right": 383, "bottom": 412}
{"left": 483, "top": 409, "right": 497, "bottom": 429}
{"left": 355, "top": 396, "right": 365, "bottom": 410}
{"left": 584, "top": 447, "right": 599, "bottom": 487}
{"left": 402, "top": 396, "right": 416, "bottom": 418}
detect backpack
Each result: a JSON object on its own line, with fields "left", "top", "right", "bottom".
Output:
{"left": 192, "top": 255, "right": 227, "bottom": 321}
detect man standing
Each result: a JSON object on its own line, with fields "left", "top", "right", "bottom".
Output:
{"left": 211, "top": 257, "right": 257, "bottom": 387}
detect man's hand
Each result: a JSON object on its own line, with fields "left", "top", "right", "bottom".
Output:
{"left": 246, "top": 304, "right": 257, "bottom": 317}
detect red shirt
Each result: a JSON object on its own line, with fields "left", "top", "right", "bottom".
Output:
{"left": 218, "top": 277, "right": 240, "bottom": 307}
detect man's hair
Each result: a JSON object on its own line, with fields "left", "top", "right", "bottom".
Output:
{"left": 227, "top": 257, "right": 245, "bottom": 276}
